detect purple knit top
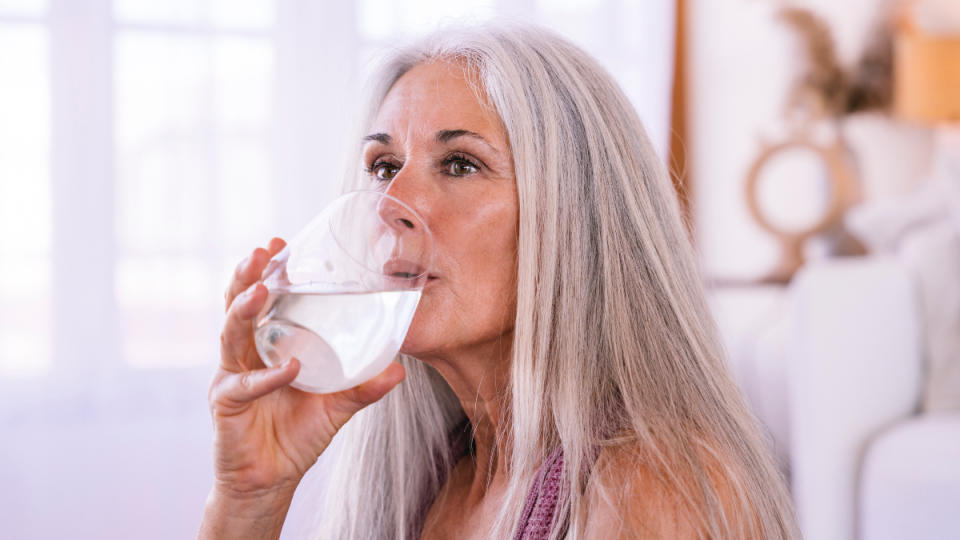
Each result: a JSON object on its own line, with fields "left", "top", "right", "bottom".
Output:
{"left": 417, "top": 422, "right": 567, "bottom": 539}
{"left": 511, "top": 445, "right": 566, "bottom": 540}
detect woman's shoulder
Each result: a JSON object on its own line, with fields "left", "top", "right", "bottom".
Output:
{"left": 582, "top": 438, "right": 754, "bottom": 539}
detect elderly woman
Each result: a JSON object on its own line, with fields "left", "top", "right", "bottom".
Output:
{"left": 199, "top": 24, "right": 799, "bottom": 539}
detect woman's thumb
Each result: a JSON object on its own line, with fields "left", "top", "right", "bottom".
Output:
{"left": 325, "top": 362, "right": 406, "bottom": 423}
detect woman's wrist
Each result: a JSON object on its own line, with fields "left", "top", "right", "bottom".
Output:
{"left": 198, "top": 483, "right": 298, "bottom": 540}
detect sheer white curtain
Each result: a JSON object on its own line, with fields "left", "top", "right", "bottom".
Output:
{"left": 0, "top": 1, "right": 674, "bottom": 538}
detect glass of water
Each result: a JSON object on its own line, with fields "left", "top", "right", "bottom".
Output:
{"left": 252, "top": 190, "right": 433, "bottom": 394}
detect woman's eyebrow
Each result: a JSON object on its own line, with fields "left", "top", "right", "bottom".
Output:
{"left": 435, "top": 129, "right": 495, "bottom": 151}
{"left": 362, "top": 133, "right": 391, "bottom": 144}
{"left": 361, "top": 129, "right": 499, "bottom": 153}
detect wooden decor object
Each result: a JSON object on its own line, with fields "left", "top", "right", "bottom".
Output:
{"left": 894, "top": 28, "right": 960, "bottom": 124}
{"left": 744, "top": 138, "right": 861, "bottom": 284}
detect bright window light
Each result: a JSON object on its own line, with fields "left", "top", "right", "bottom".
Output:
{"left": 114, "top": 0, "right": 274, "bottom": 29}
{"left": 114, "top": 29, "right": 275, "bottom": 368}
{"left": 0, "top": 0, "right": 46, "bottom": 16}
{"left": 0, "top": 23, "right": 51, "bottom": 375}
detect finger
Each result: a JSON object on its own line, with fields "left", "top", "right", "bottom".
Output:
{"left": 324, "top": 362, "right": 406, "bottom": 429}
{"left": 210, "top": 358, "right": 301, "bottom": 417}
{"left": 267, "top": 237, "right": 286, "bottom": 257}
{"left": 220, "top": 282, "right": 269, "bottom": 372}
{"left": 224, "top": 247, "right": 271, "bottom": 312}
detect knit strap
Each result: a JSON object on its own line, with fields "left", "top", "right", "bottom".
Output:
{"left": 512, "top": 446, "right": 566, "bottom": 540}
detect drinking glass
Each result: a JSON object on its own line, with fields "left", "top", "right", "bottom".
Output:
{"left": 252, "top": 190, "right": 433, "bottom": 394}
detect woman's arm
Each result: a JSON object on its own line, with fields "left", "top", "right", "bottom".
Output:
{"left": 197, "top": 484, "right": 297, "bottom": 540}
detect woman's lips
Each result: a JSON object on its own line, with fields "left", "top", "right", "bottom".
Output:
{"left": 382, "top": 259, "right": 425, "bottom": 279}
{"left": 382, "top": 259, "right": 440, "bottom": 287}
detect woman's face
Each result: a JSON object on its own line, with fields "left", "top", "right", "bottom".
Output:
{"left": 362, "top": 60, "right": 518, "bottom": 360}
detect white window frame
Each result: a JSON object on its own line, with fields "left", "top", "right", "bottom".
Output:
{"left": 0, "top": 0, "right": 674, "bottom": 416}
{"left": 0, "top": 0, "right": 360, "bottom": 414}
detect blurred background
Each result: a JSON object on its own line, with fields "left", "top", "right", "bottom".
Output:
{"left": 0, "top": 0, "right": 957, "bottom": 538}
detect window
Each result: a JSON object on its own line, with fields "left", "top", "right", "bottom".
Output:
{"left": 114, "top": 15, "right": 276, "bottom": 367}
{"left": 0, "top": 0, "right": 673, "bottom": 378}
{"left": 0, "top": 8, "right": 51, "bottom": 375}
{"left": 0, "top": 0, "right": 46, "bottom": 16}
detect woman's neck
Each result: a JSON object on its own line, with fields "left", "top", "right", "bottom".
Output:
{"left": 419, "top": 332, "right": 514, "bottom": 499}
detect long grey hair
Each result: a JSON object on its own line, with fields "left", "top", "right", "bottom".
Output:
{"left": 313, "top": 22, "right": 800, "bottom": 539}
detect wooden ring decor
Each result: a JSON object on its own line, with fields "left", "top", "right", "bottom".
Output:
{"left": 744, "top": 138, "right": 860, "bottom": 284}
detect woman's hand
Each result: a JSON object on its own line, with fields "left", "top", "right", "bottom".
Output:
{"left": 202, "top": 238, "right": 405, "bottom": 532}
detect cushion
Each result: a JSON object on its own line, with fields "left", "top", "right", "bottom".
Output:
{"left": 860, "top": 413, "right": 960, "bottom": 540}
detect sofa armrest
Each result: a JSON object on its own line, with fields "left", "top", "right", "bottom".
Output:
{"left": 860, "top": 413, "right": 960, "bottom": 540}
{"left": 787, "top": 256, "right": 923, "bottom": 540}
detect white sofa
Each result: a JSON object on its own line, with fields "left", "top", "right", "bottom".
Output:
{"left": 710, "top": 256, "right": 960, "bottom": 540}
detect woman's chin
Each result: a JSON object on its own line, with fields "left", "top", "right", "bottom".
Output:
{"left": 398, "top": 331, "right": 429, "bottom": 358}
{"left": 398, "top": 330, "right": 448, "bottom": 360}
{"left": 398, "top": 315, "right": 443, "bottom": 357}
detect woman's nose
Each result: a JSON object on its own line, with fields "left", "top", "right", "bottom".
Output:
{"left": 376, "top": 192, "right": 420, "bottom": 233}
{"left": 374, "top": 187, "right": 433, "bottom": 277}
{"left": 378, "top": 164, "right": 430, "bottom": 233}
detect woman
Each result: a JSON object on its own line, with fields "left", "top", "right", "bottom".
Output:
{"left": 200, "top": 23, "right": 799, "bottom": 539}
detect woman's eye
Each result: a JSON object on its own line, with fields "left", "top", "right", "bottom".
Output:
{"left": 370, "top": 162, "right": 399, "bottom": 181}
{"left": 446, "top": 158, "right": 478, "bottom": 177}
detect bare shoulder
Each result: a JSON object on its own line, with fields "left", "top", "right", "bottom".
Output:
{"left": 582, "top": 440, "right": 755, "bottom": 540}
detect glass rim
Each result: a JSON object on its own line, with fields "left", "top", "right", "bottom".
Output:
{"left": 329, "top": 189, "right": 435, "bottom": 282}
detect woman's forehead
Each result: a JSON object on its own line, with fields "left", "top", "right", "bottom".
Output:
{"left": 372, "top": 60, "right": 505, "bottom": 144}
